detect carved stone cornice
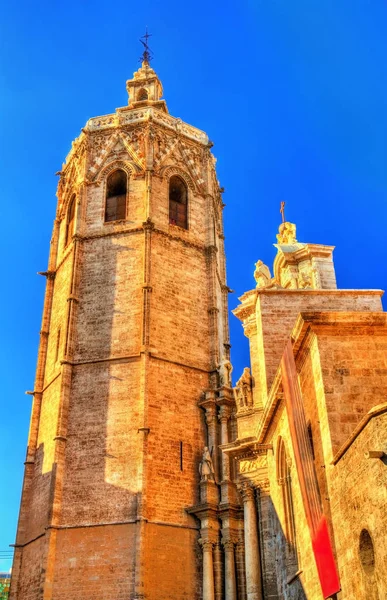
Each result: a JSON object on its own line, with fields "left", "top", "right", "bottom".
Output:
{"left": 152, "top": 226, "right": 206, "bottom": 252}
{"left": 243, "top": 315, "right": 257, "bottom": 339}
{"left": 198, "top": 391, "right": 217, "bottom": 414}
{"left": 232, "top": 290, "right": 257, "bottom": 324}
{"left": 216, "top": 387, "right": 235, "bottom": 411}
{"left": 37, "top": 270, "right": 56, "bottom": 280}
{"left": 221, "top": 438, "right": 272, "bottom": 462}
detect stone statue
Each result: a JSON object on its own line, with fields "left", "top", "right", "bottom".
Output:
{"left": 299, "top": 270, "right": 312, "bottom": 289}
{"left": 199, "top": 446, "right": 215, "bottom": 482}
{"left": 219, "top": 354, "right": 233, "bottom": 387}
{"left": 276, "top": 222, "right": 297, "bottom": 245}
{"left": 254, "top": 260, "right": 271, "bottom": 289}
{"left": 234, "top": 367, "right": 253, "bottom": 409}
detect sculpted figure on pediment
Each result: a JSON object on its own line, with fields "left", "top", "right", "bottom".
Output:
{"left": 277, "top": 221, "right": 297, "bottom": 245}
{"left": 254, "top": 260, "right": 272, "bottom": 289}
{"left": 234, "top": 367, "right": 253, "bottom": 409}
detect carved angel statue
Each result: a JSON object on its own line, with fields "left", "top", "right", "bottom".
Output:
{"left": 234, "top": 367, "right": 253, "bottom": 409}
{"left": 254, "top": 260, "right": 272, "bottom": 289}
{"left": 199, "top": 447, "right": 215, "bottom": 482}
{"left": 218, "top": 354, "right": 233, "bottom": 387}
{"left": 276, "top": 222, "right": 297, "bottom": 245}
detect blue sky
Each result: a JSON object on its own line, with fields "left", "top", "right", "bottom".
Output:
{"left": 1, "top": 0, "right": 386, "bottom": 571}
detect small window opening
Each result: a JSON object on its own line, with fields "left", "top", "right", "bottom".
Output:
{"left": 137, "top": 88, "right": 148, "bottom": 101}
{"left": 105, "top": 170, "right": 127, "bottom": 222}
{"left": 55, "top": 329, "right": 61, "bottom": 363}
{"left": 180, "top": 441, "right": 183, "bottom": 471}
{"left": 359, "top": 529, "right": 375, "bottom": 575}
{"left": 169, "top": 176, "right": 188, "bottom": 229}
{"left": 65, "top": 195, "right": 76, "bottom": 246}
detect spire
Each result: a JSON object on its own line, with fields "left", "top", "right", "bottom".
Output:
{"left": 126, "top": 30, "right": 168, "bottom": 112}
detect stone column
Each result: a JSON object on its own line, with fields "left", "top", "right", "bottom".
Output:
{"left": 218, "top": 405, "right": 231, "bottom": 481}
{"left": 201, "top": 540, "right": 215, "bottom": 600}
{"left": 240, "top": 484, "right": 263, "bottom": 600}
{"left": 213, "top": 541, "right": 223, "bottom": 600}
{"left": 223, "top": 540, "right": 237, "bottom": 600}
{"left": 236, "top": 538, "right": 247, "bottom": 600}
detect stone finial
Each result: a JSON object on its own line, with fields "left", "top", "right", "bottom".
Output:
{"left": 276, "top": 222, "right": 297, "bottom": 245}
{"left": 254, "top": 260, "right": 271, "bottom": 289}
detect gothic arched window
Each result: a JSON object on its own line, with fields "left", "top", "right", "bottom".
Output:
{"left": 277, "top": 437, "right": 298, "bottom": 572}
{"left": 105, "top": 169, "right": 127, "bottom": 222}
{"left": 137, "top": 88, "right": 148, "bottom": 101}
{"left": 65, "top": 195, "right": 76, "bottom": 246}
{"left": 169, "top": 176, "right": 188, "bottom": 229}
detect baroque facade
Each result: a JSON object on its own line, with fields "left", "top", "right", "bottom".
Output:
{"left": 10, "top": 54, "right": 387, "bottom": 600}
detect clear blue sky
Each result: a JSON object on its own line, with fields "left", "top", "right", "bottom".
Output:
{"left": 1, "top": 0, "right": 386, "bottom": 571}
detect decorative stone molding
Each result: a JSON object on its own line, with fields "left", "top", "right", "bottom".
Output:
{"left": 160, "top": 165, "right": 197, "bottom": 192}
{"left": 239, "top": 457, "right": 266, "bottom": 474}
{"left": 93, "top": 159, "right": 137, "bottom": 184}
{"left": 86, "top": 106, "right": 209, "bottom": 146}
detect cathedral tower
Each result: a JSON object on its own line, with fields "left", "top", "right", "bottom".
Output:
{"left": 10, "top": 52, "right": 231, "bottom": 600}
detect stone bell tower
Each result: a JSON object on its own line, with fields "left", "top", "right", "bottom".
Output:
{"left": 10, "top": 47, "right": 232, "bottom": 600}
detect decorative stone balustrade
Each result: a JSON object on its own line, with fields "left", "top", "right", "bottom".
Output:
{"left": 85, "top": 106, "right": 209, "bottom": 144}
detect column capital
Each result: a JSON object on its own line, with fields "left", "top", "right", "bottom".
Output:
{"left": 205, "top": 407, "right": 217, "bottom": 426}
{"left": 237, "top": 481, "right": 255, "bottom": 503}
{"left": 222, "top": 540, "right": 235, "bottom": 552}
{"left": 199, "top": 539, "right": 215, "bottom": 552}
{"left": 218, "top": 404, "right": 231, "bottom": 423}
{"left": 255, "top": 478, "right": 270, "bottom": 496}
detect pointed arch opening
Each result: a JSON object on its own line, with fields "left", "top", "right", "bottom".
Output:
{"left": 169, "top": 175, "right": 188, "bottom": 229}
{"left": 105, "top": 169, "right": 127, "bottom": 222}
{"left": 65, "top": 194, "right": 76, "bottom": 246}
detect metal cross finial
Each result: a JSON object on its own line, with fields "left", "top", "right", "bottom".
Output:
{"left": 280, "top": 201, "right": 286, "bottom": 223}
{"left": 140, "top": 27, "right": 153, "bottom": 64}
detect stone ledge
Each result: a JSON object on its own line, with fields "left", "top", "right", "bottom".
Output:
{"left": 332, "top": 402, "right": 387, "bottom": 465}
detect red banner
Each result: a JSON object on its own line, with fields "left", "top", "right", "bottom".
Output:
{"left": 281, "top": 339, "right": 340, "bottom": 598}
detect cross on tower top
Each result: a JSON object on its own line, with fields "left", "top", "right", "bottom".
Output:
{"left": 140, "top": 27, "right": 153, "bottom": 64}
{"left": 280, "top": 201, "right": 286, "bottom": 223}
